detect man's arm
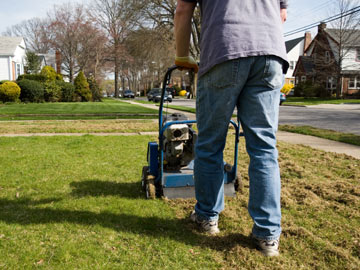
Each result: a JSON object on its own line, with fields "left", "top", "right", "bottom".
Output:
{"left": 174, "top": 0, "right": 198, "bottom": 72}
{"left": 280, "top": 0, "right": 288, "bottom": 23}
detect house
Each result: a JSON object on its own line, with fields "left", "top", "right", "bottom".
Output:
{"left": 293, "top": 23, "right": 360, "bottom": 96}
{"left": 0, "top": 37, "right": 26, "bottom": 81}
{"left": 285, "top": 32, "right": 312, "bottom": 85}
{"left": 37, "top": 51, "right": 62, "bottom": 73}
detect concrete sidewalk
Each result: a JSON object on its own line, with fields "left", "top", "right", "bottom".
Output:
{"left": 126, "top": 100, "right": 360, "bottom": 159}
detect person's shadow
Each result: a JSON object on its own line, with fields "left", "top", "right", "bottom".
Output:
{"left": 0, "top": 180, "right": 255, "bottom": 252}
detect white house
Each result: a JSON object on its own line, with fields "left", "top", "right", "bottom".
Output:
{"left": 285, "top": 32, "right": 312, "bottom": 85}
{"left": 0, "top": 36, "right": 26, "bottom": 81}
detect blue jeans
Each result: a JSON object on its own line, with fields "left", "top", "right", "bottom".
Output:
{"left": 194, "top": 56, "right": 283, "bottom": 240}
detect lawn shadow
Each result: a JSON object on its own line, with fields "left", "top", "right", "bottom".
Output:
{"left": 70, "top": 180, "right": 143, "bottom": 199}
{"left": 0, "top": 197, "right": 255, "bottom": 252}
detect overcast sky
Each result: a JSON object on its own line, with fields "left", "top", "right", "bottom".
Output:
{"left": 0, "top": 0, "right": 337, "bottom": 40}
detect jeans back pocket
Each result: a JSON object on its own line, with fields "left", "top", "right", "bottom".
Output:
{"left": 262, "top": 56, "right": 284, "bottom": 89}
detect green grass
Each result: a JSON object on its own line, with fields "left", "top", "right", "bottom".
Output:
{"left": 279, "top": 125, "right": 360, "bottom": 146}
{"left": 0, "top": 99, "right": 158, "bottom": 120}
{"left": 284, "top": 97, "right": 360, "bottom": 106}
{"left": 0, "top": 134, "right": 359, "bottom": 269}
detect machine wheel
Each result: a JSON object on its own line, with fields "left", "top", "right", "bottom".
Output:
{"left": 234, "top": 172, "right": 243, "bottom": 193}
{"left": 141, "top": 166, "right": 149, "bottom": 192}
{"left": 146, "top": 176, "right": 156, "bottom": 199}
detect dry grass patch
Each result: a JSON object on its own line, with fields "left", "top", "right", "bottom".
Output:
{"left": 0, "top": 119, "right": 158, "bottom": 134}
{"left": 167, "top": 134, "right": 360, "bottom": 269}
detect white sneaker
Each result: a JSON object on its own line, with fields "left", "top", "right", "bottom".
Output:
{"left": 190, "top": 211, "right": 220, "bottom": 235}
{"left": 252, "top": 234, "right": 280, "bottom": 257}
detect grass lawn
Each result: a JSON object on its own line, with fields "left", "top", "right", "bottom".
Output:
{"left": 0, "top": 99, "right": 158, "bottom": 120}
{"left": 284, "top": 97, "right": 360, "bottom": 106}
{"left": 0, "top": 134, "right": 359, "bottom": 269}
{"left": 279, "top": 125, "right": 360, "bottom": 146}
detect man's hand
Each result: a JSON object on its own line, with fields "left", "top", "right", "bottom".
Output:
{"left": 280, "top": 8, "right": 287, "bottom": 23}
{"left": 175, "top": 55, "right": 199, "bottom": 73}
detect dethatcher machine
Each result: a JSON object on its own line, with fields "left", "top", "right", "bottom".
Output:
{"left": 141, "top": 66, "right": 243, "bottom": 199}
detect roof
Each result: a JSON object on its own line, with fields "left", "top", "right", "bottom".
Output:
{"left": 294, "top": 56, "right": 315, "bottom": 76}
{"left": 325, "top": 28, "right": 360, "bottom": 46}
{"left": 0, "top": 36, "right": 24, "bottom": 56}
{"left": 285, "top": 36, "right": 304, "bottom": 53}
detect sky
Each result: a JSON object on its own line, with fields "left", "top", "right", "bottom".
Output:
{"left": 0, "top": 0, "right": 341, "bottom": 41}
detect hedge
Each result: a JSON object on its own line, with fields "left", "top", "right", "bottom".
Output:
{"left": 17, "top": 79, "right": 44, "bottom": 102}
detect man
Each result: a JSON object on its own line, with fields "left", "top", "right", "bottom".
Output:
{"left": 174, "top": 0, "right": 288, "bottom": 257}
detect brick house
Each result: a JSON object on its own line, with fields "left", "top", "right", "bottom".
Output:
{"left": 293, "top": 23, "right": 360, "bottom": 96}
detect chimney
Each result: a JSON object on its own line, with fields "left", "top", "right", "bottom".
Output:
{"left": 55, "top": 51, "right": 61, "bottom": 74}
{"left": 318, "top": 22, "right": 327, "bottom": 33}
{"left": 303, "top": 32, "right": 312, "bottom": 53}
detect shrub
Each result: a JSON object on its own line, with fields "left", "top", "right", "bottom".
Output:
{"left": 44, "top": 81, "right": 62, "bottom": 102}
{"left": 74, "top": 71, "right": 92, "bottom": 102}
{"left": 17, "top": 79, "right": 44, "bottom": 102}
{"left": 87, "top": 76, "right": 102, "bottom": 102}
{"left": 0, "top": 81, "right": 21, "bottom": 102}
{"left": 17, "top": 74, "right": 47, "bottom": 82}
{"left": 40, "top": 66, "right": 57, "bottom": 81}
{"left": 56, "top": 81, "right": 75, "bottom": 102}
{"left": 0, "top": 80, "right": 9, "bottom": 85}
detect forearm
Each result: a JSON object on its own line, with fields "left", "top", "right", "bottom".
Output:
{"left": 174, "top": 1, "right": 196, "bottom": 57}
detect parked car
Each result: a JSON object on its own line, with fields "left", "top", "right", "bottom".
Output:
{"left": 123, "top": 89, "right": 135, "bottom": 98}
{"left": 147, "top": 88, "right": 161, "bottom": 101}
{"left": 153, "top": 90, "right": 172, "bottom": 103}
{"left": 166, "top": 87, "right": 175, "bottom": 97}
{"left": 280, "top": 92, "right": 286, "bottom": 105}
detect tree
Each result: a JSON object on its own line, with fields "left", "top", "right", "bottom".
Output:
{"left": 25, "top": 51, "right": 41, "bottom": 74}
{"left": 328, "top": 0, "right": 360, "bottom": 98}
{"left": 90, "top": 0, "right": 145, "bottom": 98}
{"left": 47, "top": 4, "right": 87, "bottom": 82}
{"left": 3, "top": 18, "right": 52, "bottom": 53}
{"left": 143, "top": 0, "right": 201, "bottom": 96}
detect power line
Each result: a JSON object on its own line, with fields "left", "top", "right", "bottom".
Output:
{"left": 286, "top": 0, "right": 334, "bottom": 24}
{"left": 284, "top": 5, "right": 360, "bottom": 37}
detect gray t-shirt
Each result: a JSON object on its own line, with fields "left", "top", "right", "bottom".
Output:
{"left": 182, "top": 0, "right": 289, "bottom": 77}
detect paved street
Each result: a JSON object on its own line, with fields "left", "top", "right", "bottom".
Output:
{"left": 169, "top": 99, "right": 360, "bottom": 135}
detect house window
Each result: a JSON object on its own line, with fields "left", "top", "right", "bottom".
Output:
{"left": 301, "top": 76, "right": 307, "bottom": 82}
{"left": 348, "top": 77, "right": 360, "bottom": 89}
{"left": 295, "top": 77, "right": 299, "bottom": 84}
{"left": 16, "top": 64, "right": 21, "bottom": 79}
{"left": 325, "top": 51, "right": 331, "bottom": 63}
{"left": 356, "top": 48, "right": 360, "bottom": 61}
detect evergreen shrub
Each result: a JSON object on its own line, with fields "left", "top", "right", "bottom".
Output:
{"left": 87, "top": 76, "right": 102, "bottom": 102}
{"left": 0, "top": 81, "right": 21, "bottom": 102}
{"left": 74, "top": 71, "right": 92, "bottom": 102}
{"left": 44, "top": 81, "right": 62, "bottom": 102}
{"left": 17, "top": 79, "right": 44, "bottom": 102}
{"left": 40, "top": 66, "right": 57, "bottom": 81}
{"left": 56, "top": 81, "right": 75, "bottom": 102}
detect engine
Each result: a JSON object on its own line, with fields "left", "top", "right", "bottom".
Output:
{"left": 162, "top": 113, "right": 197, "bottom": 171}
